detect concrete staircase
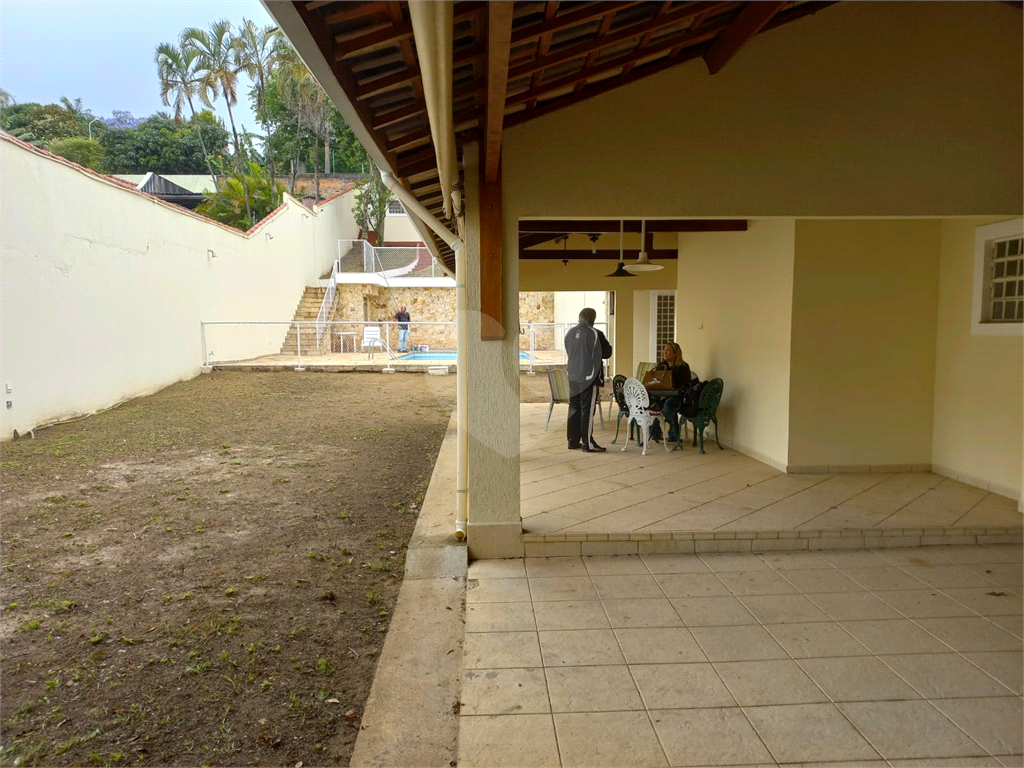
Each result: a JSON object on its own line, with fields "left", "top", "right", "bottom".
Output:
{"left": 280, "top": 286, "right": 333, "bottom": 355}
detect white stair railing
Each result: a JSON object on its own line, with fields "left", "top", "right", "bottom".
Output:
{"left": 315, "top": 261, "right": 338, "bottom": 349}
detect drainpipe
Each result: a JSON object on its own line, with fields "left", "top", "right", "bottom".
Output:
{"left": 380, "top": 171, "right": 468, "bottom": 541}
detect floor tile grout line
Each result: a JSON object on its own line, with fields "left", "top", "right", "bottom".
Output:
{"left": 528, "top": 456, "right": 767, "bottom": 525}
{"left": 705, "top": 473, "right": 841, "bottom": 530}
{"left": 794, "top": 473, "right": 922, "bottom": 530}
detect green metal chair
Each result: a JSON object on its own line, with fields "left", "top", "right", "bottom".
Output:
{"left": 681, "top": 378, "right": 724, "bottom": 454}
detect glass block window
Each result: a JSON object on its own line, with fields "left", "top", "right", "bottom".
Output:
{"left": 655, "top": 293, "right": 675, "bottom": 352}
{"left": 386, "top": 199, "right": 406, "bottom": 215}
{"left": 985, "top": 235, "right": 1024, "bottom": 323}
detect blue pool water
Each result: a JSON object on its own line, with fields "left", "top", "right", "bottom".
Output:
{"left": 399, "top": 352, "right": 531, "bottom": 361}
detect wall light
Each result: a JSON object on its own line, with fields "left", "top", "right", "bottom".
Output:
{"left": 265, "top": 232, "right": 274, "bottom": 241}
{"left": 207, "top": 249, "right": 217, "bottom": 259}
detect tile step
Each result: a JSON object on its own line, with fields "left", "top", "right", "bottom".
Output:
{"left": 521, "top": 526, "right": 1022, "bottom": 556}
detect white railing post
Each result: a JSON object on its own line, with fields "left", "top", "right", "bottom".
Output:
{"left": 295, "top": 321, "right": 305, "bottom": 371}
{"left": 529, "top": 323, "right": 537, "bottom": 375}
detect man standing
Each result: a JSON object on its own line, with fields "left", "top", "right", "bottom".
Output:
{"left": 394, "top": 305, "right": 410, "bottom": 352}
{"left": 564, "top": 307, "right": 612, "bottom": 452}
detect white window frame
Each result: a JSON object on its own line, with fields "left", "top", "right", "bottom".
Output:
{"left": 972, "top": 218, "right": 1024, "bottom": 336}
{"left": 649, "top": 291, "right": 676, "bottom": 361}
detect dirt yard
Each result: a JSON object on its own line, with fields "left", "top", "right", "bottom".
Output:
{"left": 1, "top": 369, "right": 526, "bottom": 767}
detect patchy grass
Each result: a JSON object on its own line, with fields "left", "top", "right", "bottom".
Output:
{"left": 0, "top": 371, "right": 456, "bottom": 766}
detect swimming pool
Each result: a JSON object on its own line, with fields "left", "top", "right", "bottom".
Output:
{"left": 398, "top": 352, "right": 532, "bottom": 361}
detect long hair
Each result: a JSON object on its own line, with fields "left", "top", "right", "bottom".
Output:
{"left": 662, "top": 341, "right": 684, "bottom": 365}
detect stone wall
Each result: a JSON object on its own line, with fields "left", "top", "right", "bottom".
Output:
{"left": 331, "top": 285, "right": 554, "bottom": 351}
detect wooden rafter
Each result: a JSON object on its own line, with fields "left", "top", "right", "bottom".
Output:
{"left": 703, "top": 1, "right": 785, "bottom": 75}
{"left": 520, "top": 248, "right": 679, "bottom": 260}
{"left": 505, "top": 18, "right": 729, "bottom": 110}
{"left": 294, "top": 2, "right": 397, "bottom": 171}
{"left": 484, "top": 2, "right": 514, "bottom": 183}
{"left": 322, "top": 2, "right": 388, "bottom": 25}
{"left": 506, "top": 1, "right": 732, "bottom": 82}
{"left": 510, "top": 1, "right": 640, "bottom": 45}
{"left": 519, "top": 220, "right": 748, "bottom": 233}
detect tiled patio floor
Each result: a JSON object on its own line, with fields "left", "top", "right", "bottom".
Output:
{"left": 520, "top": 404, "right": 1022, "bottom": 556}
{"left": 460, "top": 544, "right": 1024, "bottom": 767}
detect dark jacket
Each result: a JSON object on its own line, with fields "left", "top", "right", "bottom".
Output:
{"left": 564, "top": 322, "right": 612, "bottom": 396}
{"left": 655, "top": 360, "right": 691, "bottom": 389}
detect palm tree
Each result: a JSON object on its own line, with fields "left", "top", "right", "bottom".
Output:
{"left": 235, "top": 19, "right": 281, "bottom": 202}
{"left": 182, "top": 20, "right": 252, "bottom": 225}
{"left": 155, "top": 41, "right": 218, "bottom": 184}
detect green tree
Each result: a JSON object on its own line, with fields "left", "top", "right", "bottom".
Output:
{"left": 2, "top": 100, "right": 88, "bottom": 146}
{"left": 47, "top": 137, "right": 105, "bottom": 169}
{"left": 352, "top": 160, "right": 393, "bottom": 246}
{"left": 155, "top": 40, "right": 218, "bottom": 183}
{"left": 235, "top": 18, "right": 281, "bottom": 197}
{"left": 0, "top": 87, "right": 13, "bottom": 111}
{"left": 98, "top": 112, "right": 229, "bottom": 174}
{"left": 276, "top": 45, "right": 334, "bottom": 202}
{"left": 196, "top": 160, "right": 285, "bottom": 230}
{"left": 183, "top": 20, "right": 253, "bottom": 224}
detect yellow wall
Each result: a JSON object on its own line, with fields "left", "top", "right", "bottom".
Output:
{"left": 519, "top": 258, "right": 675, "bottom": 378}
{"left": 932, "top": 219, "right": 1023, "bottom": 499}
{"left": 675, "top": 220, "right": 796, "bottom": 469}
{"left": 502, "top": 2, "right": 1021, "bottom": 219}
{"left": 788, "top": 221, "right": 941, "bottom": 469}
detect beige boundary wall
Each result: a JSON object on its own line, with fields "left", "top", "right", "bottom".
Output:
{"left": 0, "top": 135, "right": 357, "bottom": 439}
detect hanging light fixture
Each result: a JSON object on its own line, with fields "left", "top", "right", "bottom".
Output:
{"left": 625, "top": 219, "right": 663, "bottom": 272}
{"left": 588, "top": 233, "right": 600, "bottom": 254}
{"left": 605, "top": 220, "right": 636, "bottom": 278}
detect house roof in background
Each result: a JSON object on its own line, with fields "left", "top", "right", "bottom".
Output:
{"left": 113, "top": 174, "right": 218, "bottom": 194}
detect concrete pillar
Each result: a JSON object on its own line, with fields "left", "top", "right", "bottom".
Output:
{"left": 462, "top": 144, "right": 524, "bottom": 558}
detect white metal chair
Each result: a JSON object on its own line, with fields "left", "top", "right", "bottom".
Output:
{"left": 361, "top": 325, "right": 385, "bottom": 359}
{"left": 620, "top": 377, "right": 671, "bottom": 456}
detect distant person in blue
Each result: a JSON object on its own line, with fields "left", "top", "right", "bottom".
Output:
{"left": 564, "top": 307, "right": 612, "bottom": 452}
{"left": 394, "top": 305, "right": 410, "bottom": 352}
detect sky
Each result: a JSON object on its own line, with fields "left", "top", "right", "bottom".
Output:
{"left": 0, "top": 0, "right": 276, "bottom": 131}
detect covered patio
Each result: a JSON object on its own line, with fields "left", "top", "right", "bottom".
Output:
{"left": 267, "top": 0, "right": 1022, "bottom": 560}
{"left": 519, "top": 403, "right": 1022, "bottom": 556}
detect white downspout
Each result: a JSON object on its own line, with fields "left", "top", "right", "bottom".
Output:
{"left": 380, "top": 172, "right": 468, "bottom": 541}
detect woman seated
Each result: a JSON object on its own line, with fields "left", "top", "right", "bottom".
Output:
{"left": 653, "top": 342, "right": 691, "bottom": 443}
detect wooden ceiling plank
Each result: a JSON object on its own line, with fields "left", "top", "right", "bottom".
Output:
{"left": 507, "top": 1, "right": 733, "bottom": 82}
{"left": 322, "top": 1, "right": 389, "bottom": 25}
{"left": 511, "top": 1, "right": 640, "bottom": 45}
{"left": 355, "top": 63, "right": 421, "bottom": 99}
{"left": 506, "top": 18, "right": 728, "bottom": 109}
{"left": 335, "top": 20, "right": 414, "bottom": 60}
{"left": 519, "top": 232, "right": 567, "bottom": 248}
{"left": 484, "top": 2, "right": 514, "bottom": 183}
{"left": 576, "top": 8, "right": 620, "bottom": 94}
{"left": 703, "top": 1, "right": 786, "bottom": 75}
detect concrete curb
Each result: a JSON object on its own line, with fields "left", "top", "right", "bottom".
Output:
{"left": 350, "top": 415, "right": 466, "bottom": 767}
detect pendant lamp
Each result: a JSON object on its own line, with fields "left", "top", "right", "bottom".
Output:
{"left": 625, "top": 219, "right": 663, "bottom": 272}
{"left": 605, "top": 220, "right": 636, "bottom": 278}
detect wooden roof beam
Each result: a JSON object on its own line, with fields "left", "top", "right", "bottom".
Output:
{"left": 335, "top": 20, "right": 413, "bottom": 60}
{"left": 484, "top": 2, "right": 514, "bottom": 183}
{"left": 322, "top": 2, "right": 389, "bottom": 25}
{"left": 518, "top": 220, "right": 748, "bottom": 233}
{"left": 703, "top": 1, "right": 785, "bottom": 75}
{"left": 505, "top": 18, "right": 729, "bottom": 109}
{"left": 510, "top": 1, "right": 641, "bottom": 45}
{"left": 507, "top": 1, "right": 733, "bottom": 81}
